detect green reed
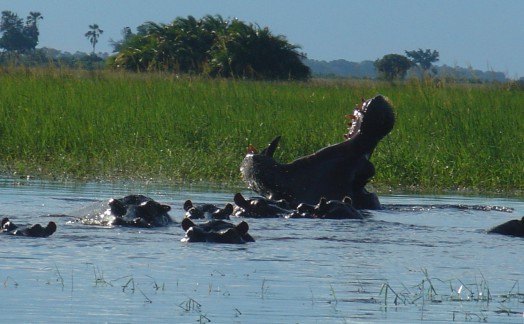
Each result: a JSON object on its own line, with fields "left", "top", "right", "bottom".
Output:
{"left": 0, "top": 67, "right": 522, "bottom": 194}
{"left": 372, "top": 79, "right": 524, "bottom": 193}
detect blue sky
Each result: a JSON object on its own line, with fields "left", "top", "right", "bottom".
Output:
{"left": 2, "top": 0, "right": 523, "bottom": 78}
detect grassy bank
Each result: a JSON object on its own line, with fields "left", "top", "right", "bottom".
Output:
{"left": 0, "top": 67, "right": 522, "bottom": 194}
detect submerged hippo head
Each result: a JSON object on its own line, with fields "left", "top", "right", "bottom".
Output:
{"left": 183, "top": 200, "right": 233, "bottom": 220}
{"left": 488, "top": 216, "right": 524, "bottom": 237}
{"left": 1, "top": 217, "right": 17, "bottom": 232}
{"left": 232, "top": 192, "right": 292, "bottom": 218}
{"left": 181, "top": 218, "right": 255, "bottom": 244}
{"left": 291, "top": 197, "right": 363, "bottom": 219}
{"left": 240, "top": 95, "right": 394, "bottom": 209}
{"left": 2, "top": 217, "right": 57, "bottom": 237}
{"left": 108, "top": 195, "right": 172, "bottom": 227}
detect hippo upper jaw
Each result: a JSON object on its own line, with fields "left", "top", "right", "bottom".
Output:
{"left": 240, "top": 95, "right": 394, "bottom": 209}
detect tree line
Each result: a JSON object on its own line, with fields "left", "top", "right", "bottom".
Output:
{"left": 108, "top": 15, "right": 311, "bottom": 80}
{"left": 0, "top": 10, "right": 42, "bottom": 53}
{"left": 374, "top": 49, "right": 440, "bottom": 81}
{"left": 1, "top": 10, "right": 445, "bottom": 81}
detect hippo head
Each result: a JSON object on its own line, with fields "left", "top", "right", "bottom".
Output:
{"left": 181, "top": 218, "right": 255, "bottom": 244}
{"left": 2, "top": 218, "right": 57, "bottom": 237}
{"left": 232, "top": 192, "right": 292, "bottom": 218}
{"left": 240, "top": 95, "right": 394, "bottom": 209}
{"left": 18, "top": 222, "right": 57, "bottom": 237}
{"left": 295, "top": 196, "right": 363, "bottom": 219}
{"left": 1, "top": 217, "right": 17, "bottom": 232}
{"left": 183, "top": 200, "right": 233, "bottom": 220}
{"left": 488, "top": 216, "right": 524, "bottom": 237}
{"left": 109, "top": 196, "right": 172, "bottom": 227}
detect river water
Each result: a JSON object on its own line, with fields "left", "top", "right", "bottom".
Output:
{"left": 0, "top": 176, "right": 523, "bottom": 323}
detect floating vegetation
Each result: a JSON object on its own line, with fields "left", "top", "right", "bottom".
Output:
{"left": 3, "top": 276, "right": 18, "bottom": 287}
{"left": 92, "top": 266, "right": 112, "bottom": 287}
{"left": 178, "top": 297, "right": 202, "bottom": 312}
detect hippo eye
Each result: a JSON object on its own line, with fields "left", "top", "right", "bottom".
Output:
{"left": 253, "top": 200, "right": 267, "bottom": 208}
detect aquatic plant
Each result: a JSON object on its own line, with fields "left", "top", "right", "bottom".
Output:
{"left": 378, "top": 268, "right": 523, "bottom": 322}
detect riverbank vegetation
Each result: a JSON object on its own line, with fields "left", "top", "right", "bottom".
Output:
{"left": 0, "top": 67, "right": 522, "bottom": 195}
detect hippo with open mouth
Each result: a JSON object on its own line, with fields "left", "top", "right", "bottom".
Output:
{"left": 78, "top": 194, "right": 173, "bottom": 227}
{"left": 181, "top": 218, "right": 255, "bottom": 244}
{"left": 240, "top": 95, "right": 394, "bottom": 209}
{"left": 1, "top": 217, "right": 57, "bottom": 237}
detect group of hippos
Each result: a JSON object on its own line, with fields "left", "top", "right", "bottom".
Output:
{"left": 0, "top": 192, "right": 366, "bottom": 243}
{"left": 2, "top": 95, "right": 523, "bottom": 242}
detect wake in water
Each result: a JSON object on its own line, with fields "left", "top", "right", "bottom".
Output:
{"left": 381, "top": 204, "right": 514, "bottom": 213}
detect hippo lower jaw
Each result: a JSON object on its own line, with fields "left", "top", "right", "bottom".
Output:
{"left": 240, "top": 95, "right": 394, "bottom": 209}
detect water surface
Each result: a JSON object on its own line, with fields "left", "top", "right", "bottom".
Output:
{"left": 1, "top": 177, "right": 523, "bottom": 323}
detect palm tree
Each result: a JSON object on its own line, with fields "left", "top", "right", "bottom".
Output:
{"left": 26, "top": 11, "right": 43, "bottom": 30}
{"left": 209, "top": 21, "right": 310, "bottom": 80}
{"left": 108, "top": 15, "right": 310, "bottom": 80}
{"left": 85, "top": 24, "right": 103, "bottom": 53}
{"left": 25, "top": 11, "right": 43, "bottom": 50}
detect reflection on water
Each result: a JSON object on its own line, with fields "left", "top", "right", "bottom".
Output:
{"left": 0, "top": 177, "right": 523, "bottom": 323}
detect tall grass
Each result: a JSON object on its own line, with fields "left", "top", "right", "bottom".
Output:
{"left": 373, "top": 79, "right": 524, "bottom": 193}
{"left": 0, "top": 67, "right": 522, "bottom": 194}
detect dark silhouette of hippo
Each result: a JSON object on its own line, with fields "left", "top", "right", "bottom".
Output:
{"left": 78, "top": 195, "right": 172, "bottom": 227}
{"left": 181, "top": 218, "right": 255, "bottom": 244}
{"left": 240, "top": 95, "right": 394, "bottom": 210}
{"left": 1, "top": 217, "right": 57, "bottom": 237}
{"left": 183, "top": 200, "right": 233, "bottom": 220}
{"left": 287, "top": 197, "right": 363, "bottom": 219}
{"left": 488, "top": 216, "right": 524, "bottom": 237}
{"left": 232, "top": 192, "right": 292, "bottom": 218}
{"left": 109, "top": 195, "right": 172, "bottom": 227}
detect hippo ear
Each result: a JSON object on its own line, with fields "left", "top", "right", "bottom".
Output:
{"left": 181, "top": 217, "right": 195, "bottom": 231}
{"left": 236, "top": 221, "right": 250, "bottom": 235}
{"left": 1, "top": 217, "right": 9, "bottom": 227}
{"left": 234, "top": 193, "right": 249, "bottom": 208}
{"left": 47, "top": 222, "right": 57, "bottom": 234}
{"left": 223, "top": 203, "right": 234, "bottom": 214}
{"left": 260, "top": 135, "right": 281, "bottom": 157}
{"left": 183, "top": 200, "right": 193, "bottom": 211}
{"left": 342, "top": 196, "right": 353, "bottom": 205}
